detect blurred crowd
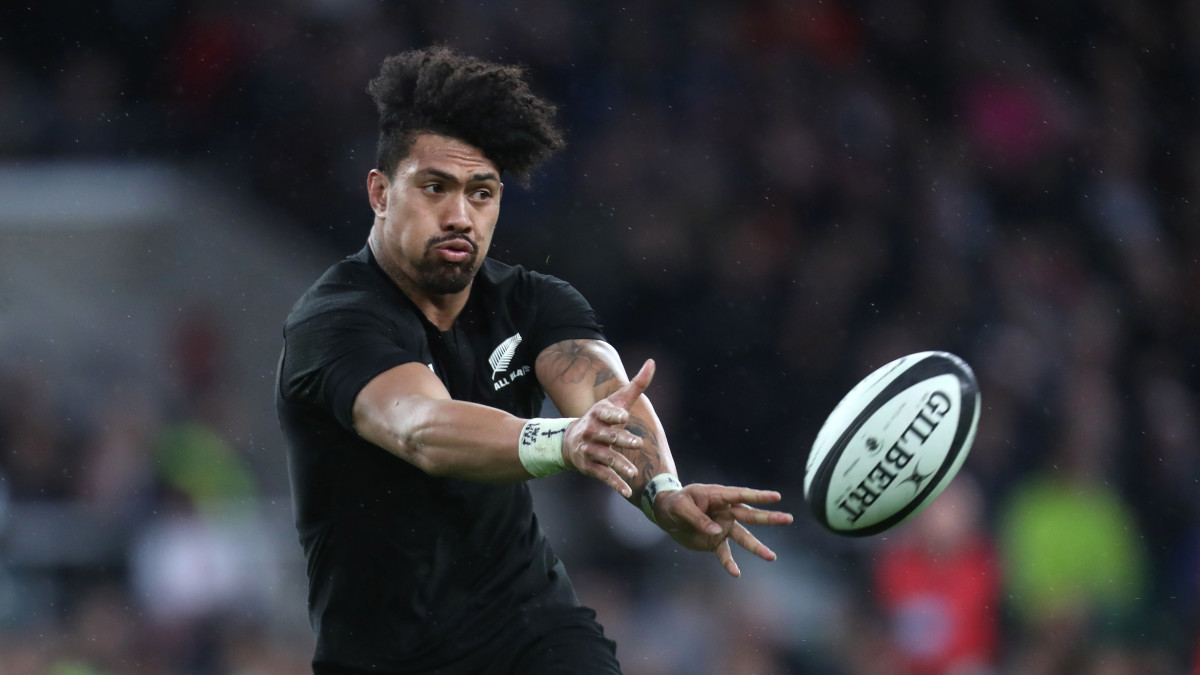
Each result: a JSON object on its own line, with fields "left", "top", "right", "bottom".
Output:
{"left": 2, "top": 0, "right": 1199, "bottom": 673}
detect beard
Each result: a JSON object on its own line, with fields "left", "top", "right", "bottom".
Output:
{"left": 411, "top": 234, "right": 481, "bottom": 295}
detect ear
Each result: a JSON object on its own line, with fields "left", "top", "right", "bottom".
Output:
{"left": 367, "top": 169, "right": 389, "bottom": 218}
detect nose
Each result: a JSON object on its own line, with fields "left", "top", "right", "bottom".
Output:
{"left": 441, "top": 193, "right": 472, "bottom": 232}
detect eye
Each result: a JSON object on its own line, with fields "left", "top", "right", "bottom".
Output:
{"left": 422, "top": 183, "right": 444, "bottom": 194}
{"left": 471, "top": 188, "right": 493, "bottom": 200}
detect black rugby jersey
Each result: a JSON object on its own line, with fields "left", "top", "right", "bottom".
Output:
{"left": 276, "top": 245, "right": 605, "bottom": 673}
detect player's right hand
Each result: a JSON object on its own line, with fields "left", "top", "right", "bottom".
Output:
{"left": 562, "top": 360, "right": 655, "bottom": 498}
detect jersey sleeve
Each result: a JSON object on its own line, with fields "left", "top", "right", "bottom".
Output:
{"left": 529, "top": 275, "right": 606, "bottom": 354}
{"left": 279, "top": 308, "right": 420, "bottom": 432}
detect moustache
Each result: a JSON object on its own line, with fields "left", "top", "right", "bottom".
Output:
{"left": 426, "top": 234, "right": 478, "bottom": 255}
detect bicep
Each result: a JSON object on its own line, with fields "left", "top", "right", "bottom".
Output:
{"left": 352, "top": 362, "right": 451, "bottom": 450}
{"left": 535, "top": 339, "right": 627, "bottom": 417}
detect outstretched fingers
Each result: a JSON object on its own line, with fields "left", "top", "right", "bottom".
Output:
{"left": 729, "top": 522, "right": 777, "bottom": 562}
{"left": 710, "top": 486, "right": 784, "bottom": 507}
{"left": 714, "top": 520, "right": 778, "bottom": 576}
{"left": 717, "top": 538, "right": 740, "bottom": 577}
{"left": 730, "top": 503, "right": 795, "bottom": 527}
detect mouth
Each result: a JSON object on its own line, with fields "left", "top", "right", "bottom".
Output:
{"left": 430, "top": 236, "right": 477, "bottom": 263}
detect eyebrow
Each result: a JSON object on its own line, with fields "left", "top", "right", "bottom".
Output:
{"left": 417, "top": 168, "right": 500, "bottom": 184}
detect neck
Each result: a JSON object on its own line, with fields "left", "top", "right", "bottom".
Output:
{"left": 369, "top": 233, "right": 471, "bottom": 331}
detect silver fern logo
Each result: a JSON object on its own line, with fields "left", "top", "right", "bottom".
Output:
{"left": 488, "top": 333, "right": 523, "bottom": 379}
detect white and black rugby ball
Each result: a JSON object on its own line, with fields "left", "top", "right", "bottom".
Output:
{"left": 804, "top": 351, "right": 980, "bottom": 537}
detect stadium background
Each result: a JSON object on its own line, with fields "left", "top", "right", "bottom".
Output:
{"left": 1, "top": 0, "right": 1198, "bottom": 672}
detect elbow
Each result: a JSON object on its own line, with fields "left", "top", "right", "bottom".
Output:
{"left": 390, "top": 432, "right": 452, "bottom": 477}
{"left": 411, "top": 446, "right": 455, "bottom": 478}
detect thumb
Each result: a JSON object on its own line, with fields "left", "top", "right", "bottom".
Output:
{"left": 606, "top": 359, "right": 655, "bottom": 410}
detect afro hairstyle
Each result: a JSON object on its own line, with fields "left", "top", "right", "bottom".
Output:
{"left": 367, "top": 46, "right": 564, "bottom": 184}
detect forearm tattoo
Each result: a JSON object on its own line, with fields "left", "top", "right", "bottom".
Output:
{"left": 625, "top": 415, "right": 666, "bottom": 485}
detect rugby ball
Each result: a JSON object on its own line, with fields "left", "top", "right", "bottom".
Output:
{"left": 804, "top": 351, "right": 980, "bottom": 537}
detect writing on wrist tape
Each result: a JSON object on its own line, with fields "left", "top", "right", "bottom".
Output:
{"left": 640, "top": 473, "right": 683, "bottom": 523}
{"left": 518, "top": 418, "right": 576, "bottom": 478}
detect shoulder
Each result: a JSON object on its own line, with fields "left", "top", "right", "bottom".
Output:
{"left": 477, "top": 258, "right": 585, "bottom": 303}
{"left": 476, "top": 258, "right": 604, "bottom": 350}
{"left": 285, "top": 248, "right": 411, "bottom": 331}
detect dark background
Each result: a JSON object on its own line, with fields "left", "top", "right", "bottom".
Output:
{"left": 1, "top": 1, "right": 1197, "bottom": 673}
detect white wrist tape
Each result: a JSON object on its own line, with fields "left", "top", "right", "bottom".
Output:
{"left": 518, "top": 418, "right": 575, "bottom": 478}
{"left": 640, "top": 473, "right": 683, "bottom": 523}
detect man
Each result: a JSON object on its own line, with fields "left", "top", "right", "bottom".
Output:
{"left": 276, "top": 47, "right": 793, "bottom": 674}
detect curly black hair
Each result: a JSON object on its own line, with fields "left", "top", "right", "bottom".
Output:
{"left": 367, "top": 46, "right": 564, "bottom": 184}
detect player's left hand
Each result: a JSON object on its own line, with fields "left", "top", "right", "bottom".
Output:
{"left": 653, "top": 485, "right": 794, "bottom": 577}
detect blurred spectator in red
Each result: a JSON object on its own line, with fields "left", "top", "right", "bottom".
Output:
{"left": 872, "top": 473, "right": 999, "bottom": 674}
